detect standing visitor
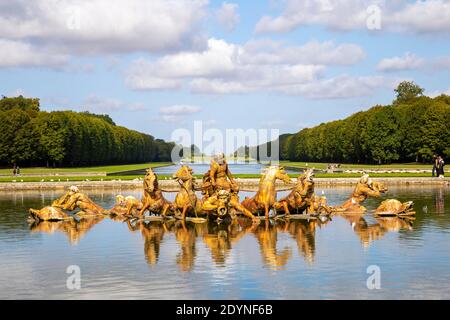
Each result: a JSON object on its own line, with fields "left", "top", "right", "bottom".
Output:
{"left": 432, "top": 154, "right": 438, "bottom": 177}
{"left": 13, "top": 167, "right": 16, "bottom": 176}
{"left": 16, "top": 166, "right": 21, "bottom": 176}
{"left": 437, "top": 156, "right": 445, "bottom": 178}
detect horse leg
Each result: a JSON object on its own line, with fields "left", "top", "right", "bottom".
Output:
{"left": 126, "top": 203, "right": 134, "bottom": 216}
{"left": 161, "top": 203, "right": 170, "bottom": 217}
{"left": 264, "top": 203, "right": 270, "bottom": 220}
{"left": 283, "top": 202, "right": 290, "bottom": 216}
{"left": 138, "top": 200, "right": 149, "bottom": 217}
{"left": 181, "top": 205, "right": 189, "bottom": 221}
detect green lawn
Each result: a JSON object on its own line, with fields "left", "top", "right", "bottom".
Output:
{"left": 0, "top": 172, "right": 441, "bottom": 183}
{"left": 280, "top": 161, "right": 441, "bottom": 171}
{"left": 0, "top": 162, "right": 173, "bottom": 175}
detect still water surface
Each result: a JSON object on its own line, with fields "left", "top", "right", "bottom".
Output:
{"left": 0, "top": 186, "right": 448, "bottom": 299}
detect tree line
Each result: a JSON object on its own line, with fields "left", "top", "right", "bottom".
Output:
{"left": 0, "top": 96, "right": 175, "bottom": 167}
{"left": 257, "top": 82, "right": 450, "bottom": 164}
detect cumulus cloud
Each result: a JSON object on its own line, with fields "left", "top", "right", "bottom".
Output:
{"left": 277, "top": 75, "right": 389, "bottom": 99}
{"left": 80, "top": 95, "right": 147, "bottom": 112}
{"left": 377, "top": 53, "right": 424, "bottom": 72}
{"left": 216, "top": 2, "right": 240, "bottom": 32}
{"left": 255, "top": 0, "right": 450, "bottom": 35}
{"left": 241, "top": 39, "right": 365, "bottom": 65}
{"left": 0, "top": 0, "right": 208, "bottom": 67}
{"left": 0, "top": 39, "right": 67, "bottom": 68}
{"left": 158, "top": 105, "right": 202, "bottom": 122}
{"left": 126, "top": 37, "right": 375, "bottom": 98}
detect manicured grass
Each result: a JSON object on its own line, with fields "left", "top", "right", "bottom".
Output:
{"left": 0, "top": 172, "right": 441, "bottom": 183}
{"left": 0, "top": 162, "right": 173, "bottom": 175}
{"left": 280, "top": 161, "right": 442, "bottom": 171}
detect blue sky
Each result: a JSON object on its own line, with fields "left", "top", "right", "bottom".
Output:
{"left": 0, "top": 0, "right": 449, "bottom": 147}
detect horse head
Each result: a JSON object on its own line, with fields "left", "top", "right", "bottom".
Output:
{"left": 173, "top": 165, "right": 194, "bottom": 183}
{"left": 274, "top": 166, "right": 292, "bottom": 184}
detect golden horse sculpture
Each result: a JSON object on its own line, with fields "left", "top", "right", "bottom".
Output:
{"left": 138, "top": 168, "right": 172, "bottom": 217}
{"left": 173, "top": 165, "right": 204, "bottom": 220}
{"left": 375, "top": 199, "right": 415, "bottom": 217}
{"left": 29, "top": 186, "right": 107, "bottom": 221}
{"left": 53, "top": 186, "right": 107, "bottom": 216}
{"left": 108, "top": 195, "right": 142, "bottom": 216}
{"left": 333, "top": 174, "right": 384, "bottom": 214}
{"left": 273, "top": 168, "right": 315, "bottom": 215}
{"left": 29, "top": 206, "right": 73, "bottom": 222}
{"left": 241, "top": 166, "right": 292, "bottom": 220}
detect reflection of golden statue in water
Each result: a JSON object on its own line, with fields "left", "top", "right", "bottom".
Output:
{"left": 29, "top": 215, "right": 105, "bottom": 245}
{"left": 334, "top": 174, "right": 384, "bottom": 214}
{"left": 340, "top": 214, "right": 413, "bottom": 248}
{"left": 241, "top": 166, "right": 292, "bottom": 220}
{"left": 141, "top": 221, "right": 168, "bottom": 265}
{"left": 173, "top": 220, "right": 206, "bottom": 272}
{"left": 252, "top": 221, "right": 292, "bottom": 269}
{"left": 284, "top": 220, "right": 317, "bottom": 264}
{"left": 202, "top": 219, "right": 257, "bottom": 266}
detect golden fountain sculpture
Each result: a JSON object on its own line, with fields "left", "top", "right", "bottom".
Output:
{"left": 28, "top": 154, "right": 415, "bottom": 226}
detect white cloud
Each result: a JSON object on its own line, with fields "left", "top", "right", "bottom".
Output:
{"left": 158, "top": 105, "right": 202, "bottom": 122}
{"left": 241, "top": 39, "right": 365, "bottom": 65}
{"left": 216, "top": 2, "right": 240, "bottom": 32}
{"left": 79, "top": 95, "right": 147, "bottom": 112}
{"left": 377, "top": 53, "right": 424, "bottom": 72}
{"left": 159, "top": 105, "right": 202, "bottom": 115}
{"left": 277, "top": 75, "right": 389, "bottom": 99}
{"left": 0, "top": 0, "right": 208, "bottom": 65}
{"left": 255, "top": 0, "right": 450, "bottom": 35}
{"left": 0, "top": 39, "right": 67, "bottom": 68}
{"left": 428, "top": 87, "right": 450, "bottom": 98}
{"left": 126, "top": 37, "right": 373, "bottom": 98}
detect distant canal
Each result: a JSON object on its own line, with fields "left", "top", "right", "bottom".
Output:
{"left": 0, "top": 186, "right": 449, "bottom": 299}
{"left": 112, "top": 162, "right": 303, "bottom": 176}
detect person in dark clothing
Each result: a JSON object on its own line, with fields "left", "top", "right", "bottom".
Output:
{"left": 16, "top": 166, "right": 21, "bottom": 175}
{"left": 432, "top": 154, "right": 438, "bottom": 177}
{"left": 12, "top": 168, "right": 16, "bottom": 176}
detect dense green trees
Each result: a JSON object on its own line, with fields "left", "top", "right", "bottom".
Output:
{"left": 394, "top": 81, "right": 424, "bottom": 105}
{"left": 264, "top": 88, "right": 450, "bottom": 164}
{"left": 0, "top": 96, "right": 175, "bottom": 167}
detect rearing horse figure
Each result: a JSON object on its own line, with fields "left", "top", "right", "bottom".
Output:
{"left": 241, "top": 166, "right": 292, "bottom": 220}
{"left": 173, "top": 165, "right": 204, "bottom": 220}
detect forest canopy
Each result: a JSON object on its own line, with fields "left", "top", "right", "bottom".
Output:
{"left": 0, "top": 96, "right": 175, "bottom": 167}
{"left": 255, "top": 83, "right": 450, "bottom": 164}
